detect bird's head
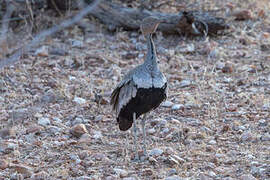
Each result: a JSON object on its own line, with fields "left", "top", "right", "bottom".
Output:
{"left": 140, "top": 16, "right": 164, "bottom": 36}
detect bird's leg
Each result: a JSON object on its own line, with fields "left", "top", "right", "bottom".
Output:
{"left": 141, "top": 114, "right": 148, "bottom": 156}
{"left": 132, "top": 112, "right": 139, "bottom": 161}
{"left": 123, "top": 132, "right": 128, "bottom": 163}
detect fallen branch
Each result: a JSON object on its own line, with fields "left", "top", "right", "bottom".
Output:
{"left": 88, "top": 1, "right": 229, "bottom": 35}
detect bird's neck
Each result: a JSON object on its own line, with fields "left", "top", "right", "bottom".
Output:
{"left": 144, "top": 34, "right": 158, "bottom": 68}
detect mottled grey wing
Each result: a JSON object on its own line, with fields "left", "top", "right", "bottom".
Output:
{"left": 110, "top": 78, "right": 137, "bottom": 117}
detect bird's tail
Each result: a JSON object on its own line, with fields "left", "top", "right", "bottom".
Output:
{"left": 117, "top": 116, "right": 133, "bottom": 131}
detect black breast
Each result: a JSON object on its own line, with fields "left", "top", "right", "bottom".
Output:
{"left": 117, "top": 83, "right": 167, "bottom": 131}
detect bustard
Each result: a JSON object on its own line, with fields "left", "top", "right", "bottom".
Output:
{"left": 110, "top": 16, "right": 167, "bottom": 160}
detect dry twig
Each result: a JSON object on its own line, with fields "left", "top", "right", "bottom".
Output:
{"left": 0, "top": 0, "right": 101, "bottom": 69}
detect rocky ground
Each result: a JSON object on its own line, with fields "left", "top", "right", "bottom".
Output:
{"left": 0, "top": 0, "right": 270, "bottom": 179}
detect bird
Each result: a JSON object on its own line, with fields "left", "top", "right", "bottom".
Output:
{"left": 110, "top": 16, "right": 168, "bottom": 161}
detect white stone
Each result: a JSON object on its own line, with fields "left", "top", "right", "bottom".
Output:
{"left": 208, "top": 139, "right": 217, "bottom": 145}
{"left": 93, "top": 131, "right": 103, "bottom": 140}
{"left": 71, "top": 39, "right": 83, "bottom": 48}
{"left": 161, "top": 101, "right": 174, "bottom": 107}
{"left": 147, "top": 128, "right": 156, "bottom": 134}
{"left": 114, "top": 168, "right": 128, "bottom": 177}
{"left": 149, "top": 148, "right": 163, "bottom": 156}
{"left": 179, "top": 80, "right": 191, "bottom": 88}
{"left": 73, "top": 96, "right": 86, "bottom": 104}
{"left": 171, "top": 104, "right": 184, "bottom": 110}
{"left": 38, "top": 117, "right": 51, "bottom": 126}
{"left": 35, "top": 46, "right": 49, "bottom": 57}
{"left": 165, "top": 175, "right": 182, "bottom": 180}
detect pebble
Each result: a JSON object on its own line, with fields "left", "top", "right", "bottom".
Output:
{"left": 73, "top": 96, "right": 86, "bottom": 104}
{"left": 171, "top": 104, "right": 184, "bottom": 111}
{"left": 49, "top": 47, "right": 68, "bottom": 56}
{"left": 138, "top": 53, "right": 144, "bottom": 58}
{"left": 161, "top": 128, "right": 170, "bottom": 135}
{"left": 0, "top": 159, "right": 8, "bottom": 170}
{"left": 114, "top": 168, "right": 128, "bottom": 178}
{"left": 0, "top": 142, "right": 18, "bottom": 154}
{"left": 208, "top": 171, "right": 216, "bottom": 177}
{"left": 35, "top": 46, "right": 49, "bottom": 57}
{"left": 199, "top": 173, "right": 212, "bottom": 180}
{"left": 241, "top": 131, "right": 253, "bottom": 142}
{"left": 26, "top": 125, "right": 44, "bottom": 134}
{"left": 70, "top": 154, "right": 81, "bottom": 164}
{"left": 71, "top": 39, "right": 83, "bottom": 48}
{"left": 52, "top": 117, "right": 62, "bottom": 123}
{"left": 72, "top": 116, "right": 85, "bottom": 125}
{"left": 240, "top": 174, "right": 256, "bottom": 180}
{"left": 105, "top": 175, "right": 117, "bottom": 180}
{"left": 92, "top": 153, "right": 106, "bottom": 161}
{"left": 150, "top": 119, "right": 160, "bottom": 127}
{"left": 40, "top": 92, "right": 57, "bottom": 104}
{"left": 94, "top": 115, "right": 104, "bottom": 122}
{"left": 179, "top": 80, "right": 191, "bottom": 88}
{"left": 93, "top": 131, "right": 103, "bottom": 140}
{"left": 0, "top": 127, "right": 16, "bottom": 139}
{"left": 161, "top": 101, "right": 174, "bottom": 107}
{"left": 30, "top": 171, "right": 49, "bottom": 179}
{"left": 122, "top": 177, "right": 138, "bottom": 180}
{"left": 79, "top": 133, "right": 91, "bottom": 143}
{"left": 165, "top": 147, "right": 175, "bottom": 155}
{"left": 10, "top": 164, "right": 33, "bottom": 178}
{"left": 10, "top": 173, "right": 23, "bottom": 180}
{"left": 149, "top": 148, "right": 163, "bottom": 156}
{"left": 48, "top": 125, "right": 61, "bottom": 135}
{"left": 260, "top": 134, "right": 270, "bottom": 141}
{"left": 258, "top": 119, "right": 267, "bottom": 126}
{"left": 165, "top": 175, "right": 182, "bottom": 180}
{"left": 70, "top": 124, "right": 88, "bottom": 138}
{"left": 222, "top": 61, "right": 234, "bottom": 73}
{"left": 10, "top": 108, "right": 28, "bottom": 123}
{"left": 168, "top": 168, "right": 177, "bottom": 176}
{"left": 208, "top": 139, "right": 217, "bottom": 145}
{"left": 142, "top": 168, "right": 153, "bottom": 176}
{"left": 38, "top": 117, "right": 51, "bottom": 126}
{"left": 159, "top": 119, "right": 167, "bottom": 127}
{"left": 147, "top": 128, "right": 156, "bottom": 134}
{"left": 148, "top": 157, "right": 158, "bottom": 165}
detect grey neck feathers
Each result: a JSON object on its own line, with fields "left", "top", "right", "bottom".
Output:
{"left": 144, "top": 34, "right": 158, "bottom": 69}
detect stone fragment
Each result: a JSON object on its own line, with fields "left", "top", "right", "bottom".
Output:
{"left": 161, "top": 101, "right": 174, "bottom": 107}
{"left": 10, "top": 164, "right": 33, "bottom": 178}
{"left": 165, "top": 175, "right": 182, "bottom": 180}
{"left": 38, "top": 117, "right": 51, "bottom": 126}
{"left": 240, "top": 174, "right": 256, "bottom": 180}
{"left": 149, "top": 148, "right": 163, "bottom": 156}
{"left": 73, "top": 96, "right": 86, "bottom": 104}
{"left": 171, "top": 104, "right": 184, "bottom": 111}
{"left": 0, "top": 159, "right": 8, "bottom": 170}
{"left": 0, "top": 127, "right": 16, "bottom": 139}
{"left": 114, "top": 168, "right": 128, "bottom": 178}
{"left": 35, "top": 46, "right": 49, "bottom": 57}
{"left": 70, "top": 124, "right": 88, "bottom": 138}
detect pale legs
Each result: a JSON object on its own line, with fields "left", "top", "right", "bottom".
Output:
{"left": 141, "top": 114, "right": 148, "bottom": 156}
{"left": 133, "top": 113, "right": 139, "bottom": 161}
